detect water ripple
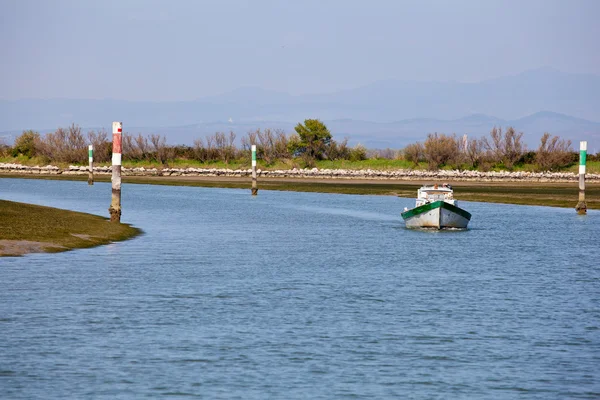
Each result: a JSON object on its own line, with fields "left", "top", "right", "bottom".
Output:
{"left": 1, "top": 179, "right": 599, "bottom": 399}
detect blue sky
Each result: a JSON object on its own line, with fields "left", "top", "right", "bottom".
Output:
{"left": 1, "top": 0, "right": 599, "bottom": 100}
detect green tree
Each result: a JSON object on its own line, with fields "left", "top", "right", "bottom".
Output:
{"left": 293, "top": 119, "right": 332, "bottom": 161}
{"left": 12, "top": 130, "right": 40, "bottom": 158}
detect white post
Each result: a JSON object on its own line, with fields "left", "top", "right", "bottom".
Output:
{"left": 576, "top": 141, "right": 587, "bottom": 214}
{"left": 109, "top": 122, "right": 122, "bottom": 222}
{"left": 251, "top": 144, "right": 258, "bottom": 196}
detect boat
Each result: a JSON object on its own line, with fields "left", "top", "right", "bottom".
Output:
{"left": 401, "top": 183, "right": 471, "bottom": 229}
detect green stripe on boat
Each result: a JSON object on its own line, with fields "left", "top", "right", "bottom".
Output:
{"left": 401, "top": 200, "right": 472, "bottom": 221}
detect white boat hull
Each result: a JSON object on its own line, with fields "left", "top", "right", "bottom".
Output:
{"left": 402, "top": 201, "right": 471, "bottom": 229}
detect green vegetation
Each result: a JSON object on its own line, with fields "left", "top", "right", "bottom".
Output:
{"left": 11, "top": 130, "right": 40, "bottom": 158}
{"left": 413, "top": 128, "right": 577, "bottom": 171}
{"left": 567, "top": 160, "right": 600, "bottom": 174}
{"left": 290, "top": 119, "right": 333, "bottom": 165}
{"left": 2, "top": 121, "right": 598, "bottom": 174}
{"left": 0, "top": 200, "right": 141, "bottom": 256}
{"left": 314, "top": 158, "right": 420, "bottom": 170}
{"left": 1, "top": 155, "right": 599, "bottom": 174}
{"left": 2, "top": 118, "right": 596, "bottom": 254}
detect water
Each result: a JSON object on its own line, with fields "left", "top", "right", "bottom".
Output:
{"left": 1, "top": 178, "right": 599, "bottom": 399}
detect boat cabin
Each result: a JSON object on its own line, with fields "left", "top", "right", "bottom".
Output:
{"left": 415, "top": 183, "right": 456, "bottom": 207}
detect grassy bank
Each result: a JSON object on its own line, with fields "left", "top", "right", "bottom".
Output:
{"left": 0, "top": 200, "right": 141, "bottom": 257}
{"left": 124, "top": 176, "right": 600, "bottom": 209}
{"left": 2, "top": 174, "right": 598, "bottom": 210}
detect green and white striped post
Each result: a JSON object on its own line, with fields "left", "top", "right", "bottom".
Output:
{"left": 88, "top": 144, "right": 94, "bottom": 185}
{"left": 251, "top": 144, "right": 258, "bottom": 196}
{"left": 576, "top": 141, "right": 587, "bottom": 215}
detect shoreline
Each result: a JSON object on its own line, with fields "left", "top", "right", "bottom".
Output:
{"left": 0, "top": 200, "right": 142, "bottom": 257}
{"left": 2, "top": 162, "right": 599, "bottom": 183}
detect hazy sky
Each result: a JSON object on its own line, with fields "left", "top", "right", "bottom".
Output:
{"left": 1, "top": 0, "right": 599, "bottom": 100}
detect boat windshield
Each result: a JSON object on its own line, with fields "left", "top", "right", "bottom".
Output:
{"left": 417, "top": 186, "right": 454, "bottom": 204}
{"left": 428, "top": 192, "right": 448, "bottom": 201}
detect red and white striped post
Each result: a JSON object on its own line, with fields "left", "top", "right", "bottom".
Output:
{"left": 109, "top": 122, "right": 123, "bottom": 222}
{"left": 251, "top": 144, "right": 258, "bottom": 196}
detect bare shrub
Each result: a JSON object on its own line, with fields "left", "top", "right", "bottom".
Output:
{"left": 349, "top": 144, "right": 367, "bottom": 161}
{"left": 195, "top": 134, "right": 222, "bottom": 163}
{"left": 212, "top": 131, "right": 236, "bottom": 164}
{"left": 242, "top": 130, "right": 258, "bottom": 151}
{"left": 366, "top": 148, "right": 398, "bottom": 160}
{"left": 481, "top": 126, "right": 525, "bottom": 169}
{"left": 239, "top": 136, "right": 251, "bottom": 154}
{"left": 135, "top": 134, "right": 150, "bottom": 160}
{"left": 465, "top": 138, "right": 484, "bottom": 169}
{"left": 0, "top": 137, "right": 10, "bottom": 157}
{"left": 149, "top": 134, "right": 173, "bottom": 164}
{"left": 87, "top": 129, "right": 111, "bottom": 163}
{"left": 380, "top": 148, "right": 398, "bottom": 160}
{"left": 301, "top": 151, "right": 316, "bottom": 168}
{"left": 171, "top": 145, "right": 194, "bottom": 160}
{"left": 214, "top": 132, "right": 226, "bottom": 157}
{"left": 326, "top": 138, "right": 350, "bottom": 160}
{"left": 503, "top": 127, "right": 525, "bottom": 168}
{"left": 535, "top": 133, "right": 574, "bottom": 171}
{"left": 193, "top": 138, "right": 208, "bottom": 162}
{"left": 123, "top": 133, "right": 150, "bottom": 161}
{"left": 122, "top": 135, "right": 136, "bottom": 160}
{"left": 123, "top": 133, "right": 174, "bottom": 164}
{"left": 38, "top": 124, "right": 87, "bottom": 163}
{"left": 256, "top": 128, "right": 276, "bottom": 164}
{"left": 403, "top": 142, "right": 424, "bottom": 167}
{"left": 205, "top": 135, "right": 217, "bottom": 161}
{"left": 423, "top": 133, "right": 460, "bottom": 170}
{"left": 273, "top": 129, "right": 290, "bottom": 160}
{"left": 247, "top": 128, "right": 290, "bottom": 164}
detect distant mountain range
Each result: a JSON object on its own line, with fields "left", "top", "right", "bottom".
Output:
{"left": 122, "top": 111, "right": 600, "bottom": 150}
{"left": 1, "top": 67, "right": 599, "bottom": 150}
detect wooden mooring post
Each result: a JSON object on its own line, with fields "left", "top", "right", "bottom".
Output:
{"left": 251, "top": 144, "right": 258, "bottom": 196}
{"left": 88, "top": 144, "right": 94, "bottom": 185}
{"left": 576, "top": 140, "right": 587, "bottom": 215}
{"left": 109, "top": 122, "right": 122, "bottom": 222}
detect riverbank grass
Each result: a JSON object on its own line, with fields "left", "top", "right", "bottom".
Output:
{"left": 0, "top": 200, "right": 141, "bottom": 256}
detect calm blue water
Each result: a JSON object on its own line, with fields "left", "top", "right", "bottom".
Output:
{"left": 1, "top": 178, "right": 599, "bottom": 399}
